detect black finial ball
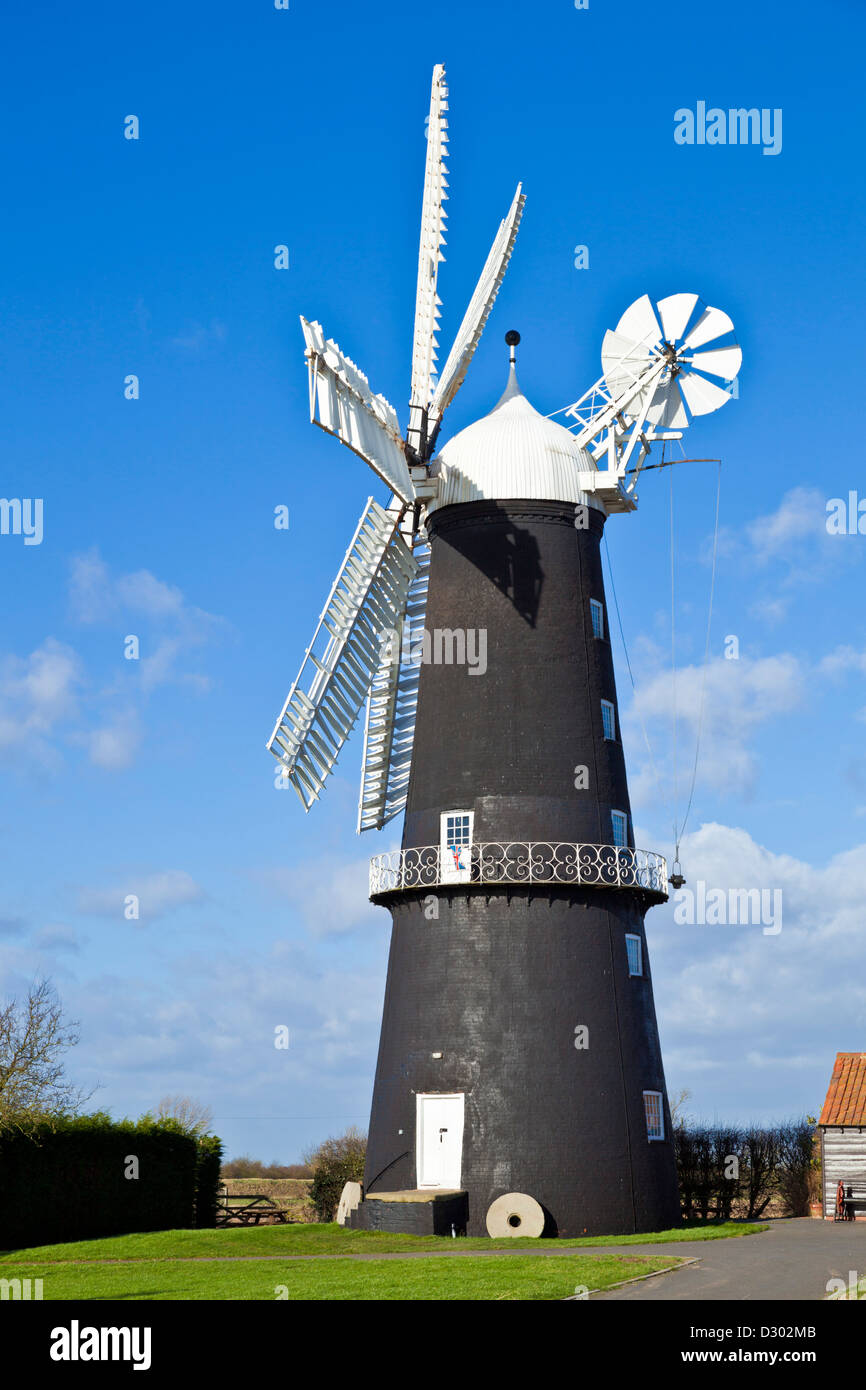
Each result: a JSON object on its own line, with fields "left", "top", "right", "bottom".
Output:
{"left": 505, "top": 330, "right": 521, "bottom": 346}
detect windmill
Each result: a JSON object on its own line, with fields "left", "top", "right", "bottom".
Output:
{"left": 267, "top": 66, "right": 741, "bottom": 1238}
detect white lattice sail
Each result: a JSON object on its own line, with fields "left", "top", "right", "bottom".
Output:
{"left": 407, "top": 64, "right": 449, "bottom": 456}
{"left": 428, "top": 183, "right": 525, "bottom": 429}
{"left": 267, "top": 499, "right": 418, "bottom": 810}
{"left": 357, "top": 540, "right": 431, "bottom": 831}
{"left": 301, "top": 318, "right": 416, "bottom": 505}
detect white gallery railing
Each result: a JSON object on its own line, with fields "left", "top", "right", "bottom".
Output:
{"left": 369, "top": 842, "right": 668, "bottom": 898}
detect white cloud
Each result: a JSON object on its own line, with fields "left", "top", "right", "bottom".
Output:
{"left": 649, "top": 821, "right": 866, "bottom": 1121}
{"left": 746, "top": 485, "right": 827, "bottom": 559}
{"left": 33, "top": 925, "right": 81, "bottom": 953}
{"left": 819, "top": 644, "right": 866, "bottom": 678}
{"left": 627, "top": 653, "right": 805, "bottom": 803}
{"left": 78, "top": 870, "right": 205, "bottom": 923}
{"left": 170, "top": 320, "right": 227, "bottom": 353}
{"left": 0, "top": 638, "right": 82, "bottom": 763}
{"left": 70, "top": 550, "right": 214, "bottom": 629}
{"left": 715, "top": 486, "right": 861, "bottom": 623}
{"left": 85, "top": 711, "right": 141, "bottom": 770}
{"left": 69, "top": 548, "right": 224, "bottom": 696}
{"left": 253, "top": 854, "right": 388, "bottom": 938}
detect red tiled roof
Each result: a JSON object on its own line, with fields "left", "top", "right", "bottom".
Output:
{"left": 820, "top": 1053, "right": 866, "bottom": 1126}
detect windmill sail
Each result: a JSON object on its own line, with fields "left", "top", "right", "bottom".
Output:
{"left": 267, "top": 498, "right": 418, "bottom": 810}
{"left": 357, "top": 540, "right": 430, "bottom": 831}
{"left": 271, "top": 66, "right": 531, "bottom": 826}
{"left": 301, "top": 318, "right": 415, "bottom": 505}
{"left": 428, "top": 183, "right": 525, "bottom": 432}
{"left": 407, "top": 63, "right": 449, "bottom": 456}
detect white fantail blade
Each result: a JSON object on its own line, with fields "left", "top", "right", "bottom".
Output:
{"left": 428, "top": 182, "right": 525, "bottom": 426}
{"left": 267, "top": 498, "right": 418, "bottom": 812}
{"left": 677, "top": 370, "right": 734, "bottom": 416}
{"left": 410, "top": 64, "right": 450, "bottom": 418}
{"left": 656, "top": 292, "right": 700, "bottom": 344}
{"left": 600, "top": 327, "right": 661, "bottom": 420}
{"left": 358, "top": 539, "right": 430, "bottom": 832}
{"left": 301, "top": 318, "right": 415, "bottom": 505}
{"left": 688, "top": 344, "right": 743, "bottom": 381}
{"left": 682, "top": 304, "right": 735, "bottom": 351}
{"left": 614, "top": 293, "right": 663, "bottom": 348}
{"left": 601, "top": 327, "right": 654, "bottom": 383}
{"left": 645, "top": 382, "right": 689, "bottom": 431}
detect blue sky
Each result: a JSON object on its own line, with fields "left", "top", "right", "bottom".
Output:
{"left": 1, "top": 0, "right": 865, "bottom": 1157}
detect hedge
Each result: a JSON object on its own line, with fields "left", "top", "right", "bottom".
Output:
{"left": 194, "top": 1134, "right": 224, "bottom": 1229}
{"left": 675, "top": 1119, "right": 815, "bottom": 1220}
{"left": 0, "top": 1113, "right": 223, "bottom": 1250}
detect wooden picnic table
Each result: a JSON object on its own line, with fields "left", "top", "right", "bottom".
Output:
{"left": 215, "top": 1193, "right": 291, "bottom": 1227}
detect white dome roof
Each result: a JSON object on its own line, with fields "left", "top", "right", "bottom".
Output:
{"left": 429, "top": 368, "right": 603, "bottom": 514}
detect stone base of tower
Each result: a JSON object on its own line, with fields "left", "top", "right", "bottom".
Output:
{"left": 348, "top": 1190, "right": 469, "bottom": 1237}
{"left": 363, "top": 886, "right": 682, "bottom": 1240}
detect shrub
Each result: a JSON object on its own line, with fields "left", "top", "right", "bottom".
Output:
{"left": 0, "top": 1112, "right": 199, "bottom": 1250}
{"left": 220, "top": 1156, "right": 312, "bottom": 1179}
{"left": 304, "top": 1127, "right": 366, "bottom": 1222}
{"left": 194, "top": 1134, "right": 224, "bottom": 1228}
{"left": 775, "top": 1121, "right": 815, "bottom": 1218}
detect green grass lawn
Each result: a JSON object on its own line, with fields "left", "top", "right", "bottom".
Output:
{"left": 0, "top": 1219, "right": 765, "bottom": 1300}
{"left": 0, "top": 1253, "right": 685, "bottom": 1301}
{"left": 0, "top": 1218, "right": 766, "bottom": 1264}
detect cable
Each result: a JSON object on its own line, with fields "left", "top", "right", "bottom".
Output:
{"left": 603, "top": 532, "right": 673, "bottom": 832}
{"left": 677, "top": 459, "right": 722, "bottom": 844}
{"left": 670, "top": 454, "right": 678, "bottom": 850}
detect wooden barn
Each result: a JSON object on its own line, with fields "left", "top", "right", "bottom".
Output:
{"left": 819, "top": 1053, "right": 866, "bottom": 1219}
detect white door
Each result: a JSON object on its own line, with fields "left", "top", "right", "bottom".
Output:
{"left": 416, "top": 1093, "right": 464, "bottom": 1189}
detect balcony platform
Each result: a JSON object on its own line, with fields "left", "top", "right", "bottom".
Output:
{"left": 369, "top": 841, "right": 668, "bottom": 903}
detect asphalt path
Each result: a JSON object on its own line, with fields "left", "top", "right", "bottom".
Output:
{"left": 593, "top": 1218, "right": 866, "bottom": 1300}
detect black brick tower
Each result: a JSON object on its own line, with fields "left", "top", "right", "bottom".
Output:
{"left": 362, "top": 455, "right": 680, "bottom": 1236}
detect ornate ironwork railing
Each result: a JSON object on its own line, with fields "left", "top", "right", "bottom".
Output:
{"left": 369, "top": 842, "right": 668, "bottom": 899}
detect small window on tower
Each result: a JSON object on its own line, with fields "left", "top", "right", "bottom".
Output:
{"left": 611, "top": 810, "right": 628, "bottom": 847}
{"left": 590, "top": 599, "right": 605, "bottom": 639}
{"left": 625, "top": 934, "right": 643, "bottom": 977}
{"left": 643, "top": 1091, "right": 665, "bottom": 1141}
{"left": 601, "top": 699, "right": 616, "bottom": 740}
{"left": 443, "top": 812, "right": 472, "bottom": 848}
{"left": 440, "top": 811, "right": 473, "bottom": 884}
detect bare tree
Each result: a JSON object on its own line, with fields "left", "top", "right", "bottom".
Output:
{"left": 154, "top": 1094, "right": 213, "bottom": 1137}
{"left": 0, "top": 979, "right": 93, "bottom": 1130}
{"left": 669, "top": 1087, "right": 693, "bottom": 1131}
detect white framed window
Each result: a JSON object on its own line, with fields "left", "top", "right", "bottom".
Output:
{"left": 601, "top": 699, "right": 616, "bottom": 741}
{"left": 643, "top": 1091, "right": 665, "bottom": 1141}
{"left": 590, "top": 599, "right": 605, "bottom": 640}
{"left": 440, "top": 811, "right": 473, "bottom": 884}
{"left": 611, "top": 810, "right": 628, "bottom": 848}
{"left": 625, "top": 933, "right": 643, "bottom": 977}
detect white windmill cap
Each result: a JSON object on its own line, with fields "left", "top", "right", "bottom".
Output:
{"left": 429, "top": 362, "right": 603, "bottom": 514}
